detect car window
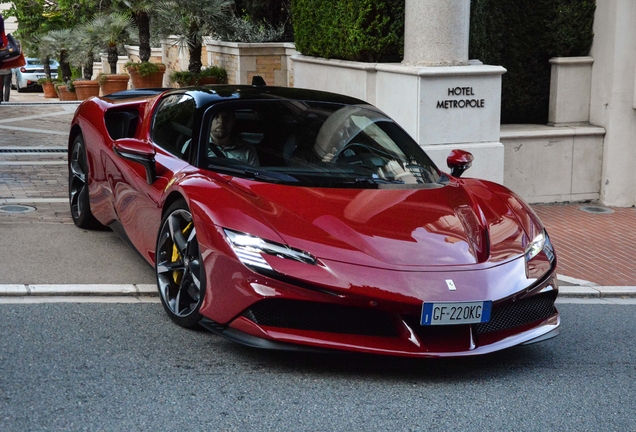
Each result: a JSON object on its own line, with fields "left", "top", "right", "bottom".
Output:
{"left": 202, "top": 101, "right": 442, "bottom": 188}
{"left": 151, "top": 94, "right": 196, "bottom": 161}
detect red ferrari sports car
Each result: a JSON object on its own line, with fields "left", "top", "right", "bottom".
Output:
{"left": 68, "top": 83, "right": 559, "bottom": 357}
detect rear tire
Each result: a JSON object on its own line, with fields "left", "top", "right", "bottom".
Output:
{"left": 68, "top": 133, "right": 104, "bottom": 229}
{"left": 155, "top": 200, "right": 205, "bottom": 328}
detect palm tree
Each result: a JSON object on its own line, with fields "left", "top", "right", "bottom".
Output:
{"left": 89, "top": 12, "right": 137, "bottom": 74}
{"left": 68, "top": 20, "right": 102, "bottom": 80}
{"left": 112, "top": 0, "right": 154, "bottom": 62}
{"left": 31, "top": 33, "right": 56, "bottom": 81}
{"left": 39, "top": 29, "right": 74, "bottom": 82}
{"left": 153, "top": 0, "right": 233, "bottom": 74}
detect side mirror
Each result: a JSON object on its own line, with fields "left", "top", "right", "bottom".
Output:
{"left": 113, "top": 139, "right": 157, "bottom": 184}
{"left": 446, "top": 149, "right": 474, "bottom": 178}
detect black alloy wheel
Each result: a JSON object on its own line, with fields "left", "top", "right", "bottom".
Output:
{"left": 156, "top": 200, "right": 205, "bottom": 328}
{"left": 68, "top": 134, "right": 103, "bottom": 229}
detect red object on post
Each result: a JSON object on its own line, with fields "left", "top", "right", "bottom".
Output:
{"left": 0, "top": 52, "right": 25, "bottom": 70}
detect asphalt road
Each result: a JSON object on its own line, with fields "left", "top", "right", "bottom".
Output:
{"left": 0, "top": 223, "right": 155, "bottom": 285}
{"left": 0, "top": 302, "right": 634, "bottom": 431}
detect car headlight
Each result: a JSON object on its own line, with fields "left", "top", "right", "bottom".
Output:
{"left": 224, "top": 229, "right": 317, "bottom": 271}
{"left": 525, "top": 230, "right": 555, "bottom": 263}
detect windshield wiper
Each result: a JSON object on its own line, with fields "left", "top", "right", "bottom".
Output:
{"left": 208, "top": 163, "right": 300, "bottom": 183}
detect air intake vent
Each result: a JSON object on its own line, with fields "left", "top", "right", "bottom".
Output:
{"left": 244, "top": 299, "right": 398, "bottom": 337}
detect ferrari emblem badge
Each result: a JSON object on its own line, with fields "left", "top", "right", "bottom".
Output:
{"left": 446, "top": 279, "right": 457, "bottom": 291}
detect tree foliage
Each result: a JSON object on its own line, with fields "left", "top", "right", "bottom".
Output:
{"left": 470, "top": 0, "right": 596, "bottom": 124}
{"left": 152, "top": 0, "right": 234, "bottom": 74}
{"left": 291, "top": 0, "right": 403, "bottom": 63}
{"left": 234, "top": 0, "right": 293, "bottom": 41}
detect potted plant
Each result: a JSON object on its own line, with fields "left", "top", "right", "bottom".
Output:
{"left": 57, "top": 81, "right": 77, "bottom": 101}
{"left": 169, "top": 67, "right": 227, "bottom": 87}
{"left": 197, "top": 65, "right": 227, "bottom": 84}
{"left": 73, "top": 78, "right": 100, "bottom": 100}
{"left": 37, "top": 77, "right": 57, "bottom": 98}
{"left": 169, "top": 70, "right": 195, "bottom": 87}
{"left": 98, "top": 73, "right": 130, "bottom": 94}
{"left": 126, "top": 61, "right": 166, "bottom": 88}
{"left": 90, "top": 12, "right": 136, "bottom": 94}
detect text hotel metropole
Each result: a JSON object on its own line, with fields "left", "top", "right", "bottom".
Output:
{"left": 437, "top": 87, "right": 485, "bottom": 109}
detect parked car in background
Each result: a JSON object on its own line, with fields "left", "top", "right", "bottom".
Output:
{"left": 12, "top": 58, "right": 59, "bottom": 92}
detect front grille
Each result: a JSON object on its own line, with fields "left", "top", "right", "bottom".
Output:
{"left": 244, "top": 299, "right": 397, "bottom": 337}
{"left": 243, "top": 292, "right": 557, "bottom": 341}
{"left": 474, "top": 292, "right": 557, "bottom": 334}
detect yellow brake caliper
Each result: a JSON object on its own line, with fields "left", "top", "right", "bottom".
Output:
{"left": 172, "top": 222, "right": 193, "bottom": 284}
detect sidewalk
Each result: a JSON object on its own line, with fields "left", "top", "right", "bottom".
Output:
{"left": 1, "top": 94, "right": 635, "bottom": 298}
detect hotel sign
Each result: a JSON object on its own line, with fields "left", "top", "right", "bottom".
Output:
{"left": 437, "top": 87, "right": 485, "bottom": 109}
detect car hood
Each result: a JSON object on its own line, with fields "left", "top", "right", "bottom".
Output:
{"left": 229, "top": 180, "right": 530, "bottom": 270}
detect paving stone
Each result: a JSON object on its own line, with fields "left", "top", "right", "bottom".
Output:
{"left": 534, "top": 203, "right": 636, "bottom": 286}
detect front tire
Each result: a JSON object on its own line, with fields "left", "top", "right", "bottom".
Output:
{"left": 156, "top": 200, "right": 205, "bottom": 328}
{"left": 68, "top": 133, "right": 103, "bottom": 229}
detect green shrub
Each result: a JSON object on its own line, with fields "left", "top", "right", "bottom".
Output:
{"left": 125, "top": 61, "right": 163, "bottom": 77}
{"left": 470, "top": 0, "right": 596, "bottom": 124}
{"left": 291, "top": 0, "right": 404, "bottom": 62}
{"left": 170, "top": 67, "right": 228, "bottom": 86}
{"left": 169, "top": 71, "right": 195, "bottom": 87}
{"left": 199, "top": 66, "right": 228, "bottom": 83}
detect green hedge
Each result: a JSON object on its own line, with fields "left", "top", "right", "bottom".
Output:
{"left": 470, "top": 0, "right": 596, "bottom": 124}
{"left": 291, "top": 0, "right": 404, "bottom": 62}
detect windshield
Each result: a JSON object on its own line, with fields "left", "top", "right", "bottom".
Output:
{"left": 202, "top": 100, "right": 442, "bottom": 188}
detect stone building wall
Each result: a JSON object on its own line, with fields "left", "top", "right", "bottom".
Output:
{"left": 206, "top": 41, "right": 297, "bottom": 86}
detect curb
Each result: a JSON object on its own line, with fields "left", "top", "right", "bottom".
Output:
{"left": 0, "top": 284, "right": 635, "bottom": 298}
{"left": 557, "top": 286, "right": 636, "bottom": 298}
{"left": 0, "top": 284, "right": 158, "bottom": 297}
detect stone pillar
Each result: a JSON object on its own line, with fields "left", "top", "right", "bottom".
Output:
{"left": 548, "top": 57, "right": 594, "bottom": 125}
{"left": 403, "top": 0, "right": 470, "bottom": 66}
{"left": 589, "top": 0, "right": 636, "bottom": 207}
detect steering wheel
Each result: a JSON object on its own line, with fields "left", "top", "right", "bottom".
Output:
{"left": 331, "top": 142, "right": 372, "bottom": 163}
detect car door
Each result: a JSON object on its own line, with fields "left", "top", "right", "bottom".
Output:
{"left": 111, "top": 93, "right": 198, "bottom": 264}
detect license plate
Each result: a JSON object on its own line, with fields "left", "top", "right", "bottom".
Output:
{"left": 421, "top": 301, "right": 492, "bottom": 325}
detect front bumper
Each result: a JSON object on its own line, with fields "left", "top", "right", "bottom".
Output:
{"left": 203, "top": 270, "right": 560, "bottom": 358}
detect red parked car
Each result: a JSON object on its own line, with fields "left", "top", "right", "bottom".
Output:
{"left": 68, "top": 84, "right": 559, "bottom": 357}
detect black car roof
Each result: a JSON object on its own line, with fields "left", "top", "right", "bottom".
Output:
{"left": 105, "top": 85, "right": 367, "bottom": 107}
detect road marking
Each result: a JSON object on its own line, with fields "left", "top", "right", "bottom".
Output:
{"left": 0, "top": 198, "right": 69, "bottom": 204}
{"left": 0, "top": 161, "right": 67, "bottom": 165}
{"left": 0, "top": 125, "right": 68, "bottom": 135}
{"left": 0, "top": 110, "right": 76, "bottom": 124}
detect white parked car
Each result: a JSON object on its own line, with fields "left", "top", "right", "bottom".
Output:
{"left": 12, "top": 58, "right": 59, "bottom": 92}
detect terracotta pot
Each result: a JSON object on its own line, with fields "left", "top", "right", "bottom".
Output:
{"left": 57, "top": 86, "right": 78, "bottom": 101}
{"left": 73, "top": 80, "right": 100, "bottom": 100}
{"left": 42, "top": 81, "right": 57, "bottom": 98}
{"left": 99, "top": 74, "right": 130, "bottom": 95}
{"left": 128, "top": 64, "right": 166, "bottom": 89}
